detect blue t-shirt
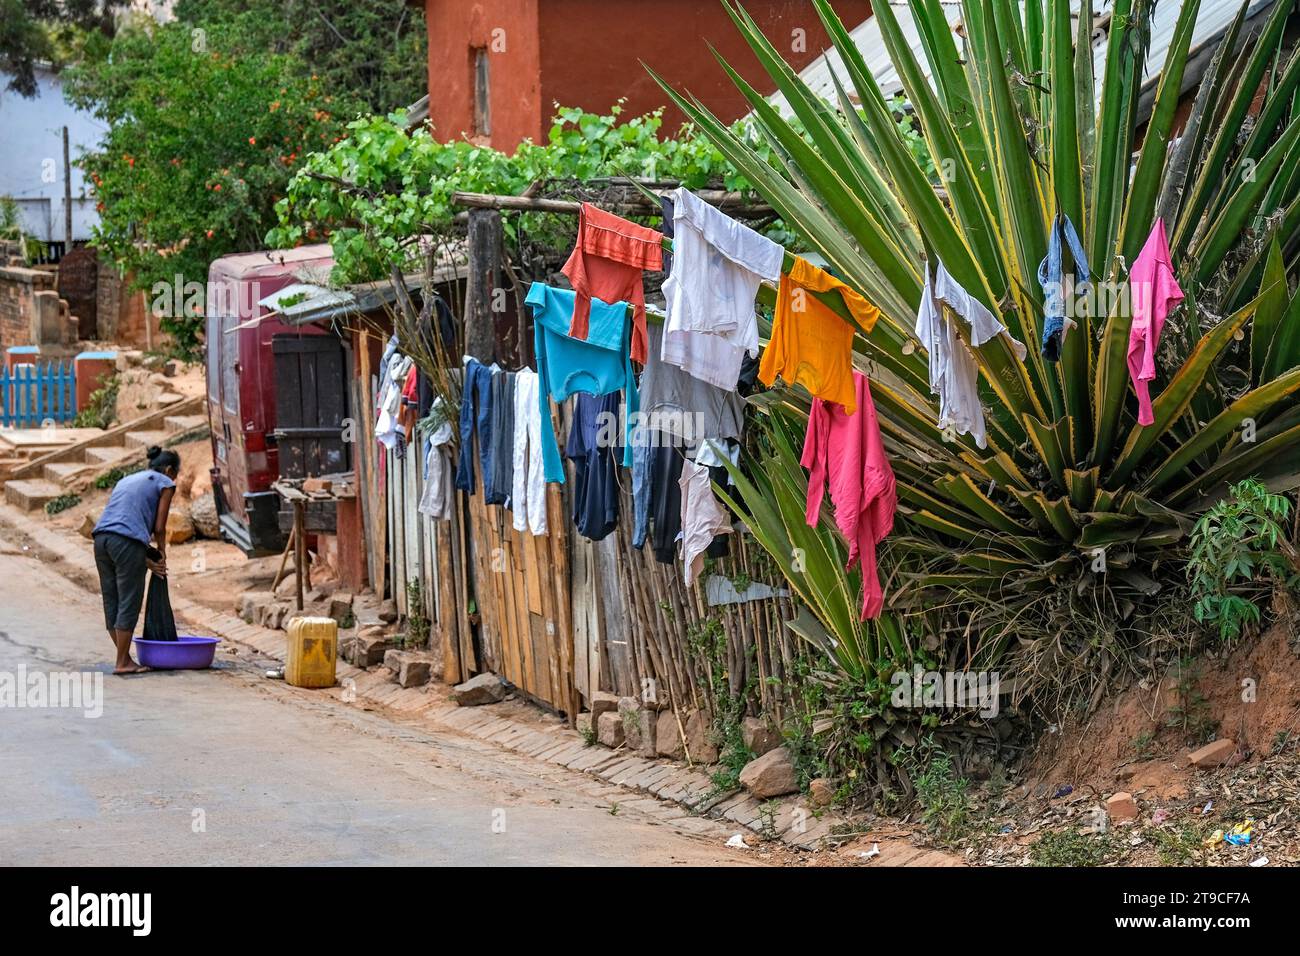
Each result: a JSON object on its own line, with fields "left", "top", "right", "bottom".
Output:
{"left": 94, "top": 469, "right": 175, "bottom": 545}
{"left": 527, "top": 282, "right": 638, "bottom": 483}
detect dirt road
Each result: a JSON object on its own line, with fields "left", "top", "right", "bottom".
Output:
{"left": 0, "top": 544, "right": 752, "bottom": 866}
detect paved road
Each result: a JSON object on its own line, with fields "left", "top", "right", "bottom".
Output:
{"left": 0, "top": 547, "right": 749, "bottom": 866}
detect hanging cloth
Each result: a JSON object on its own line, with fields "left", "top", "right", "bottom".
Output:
{"left": 510, "top": 369, "right": 548, "bottom": 535}
{"left": 1037, "top": 213, "right": 1090, "bottom": 361}
{"left": 454, "top": 359, "right": 496, "bottom": 494}
{"left": 528, "top": 282, "right": 639, "bottom": 483}
{"left": 678, "top": 458, "right": 733, "bottom": 586}
{"left": 142, "top": 547, "right": 178, "bottom": 641}
{"left": 1127, "top": 219, "right": 1184, "bottom": 427}
{"left": 561, "top": 202, "right": 662, "bottom": 365}
{"left": 417, "top": 399, "right": 455, "bottom": 520}
{"left": 565, "top": 392, "right": 623, "bottom": 541}
{"left": 914, "top": 261, "right": 1027, "bottom": 449}
{"left": 760, "top": 256, "right": 881, "bottom": 414}
{"left": 375, "top": 353, "right": 413, "bottom": 451}
{"left": 801, "top": 372, "right": 896, "bottom": 620}
{"left": 661, "top": 186, "right": 784, "bottom": 390}
{"left": 486, "top": 368, "right": 516, "bottom": 506}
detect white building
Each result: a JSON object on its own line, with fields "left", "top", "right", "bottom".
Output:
{"left": 0, "top": 63, "right": 107, "bottom": 247}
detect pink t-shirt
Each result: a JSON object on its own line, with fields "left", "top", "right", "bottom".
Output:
{"left": 1127, "top": 220, "right": 1184, "bottom": 427}
{"left": 800, "top": 371, "right": 896, "bottom": 620}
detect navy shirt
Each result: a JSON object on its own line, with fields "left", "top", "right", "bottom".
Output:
{"left": 566, "top": 392, "right": 622, "bottom": 541}
{"left": 94, "top": 470, "right": 174, "bottom": 545}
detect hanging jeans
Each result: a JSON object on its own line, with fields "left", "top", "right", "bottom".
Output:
{"left": 487, "top": 369, "right": 516, "bottom": 506}
{"left": 1037, "top": 213, "right": 1090, "bottom": 361}
{"left": 631, "top": 425, "right": 653, "bottom": 549}
{"left": 455, "top": 360, "right": 494, "bottom": 494}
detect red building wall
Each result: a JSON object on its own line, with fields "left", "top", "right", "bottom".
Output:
{"left": 421, "top": 0, "right": 872, "bottom": 150}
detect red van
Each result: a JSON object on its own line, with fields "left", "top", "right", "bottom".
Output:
{"left": 204, "top": 246, "right": 335, "bottom": 555}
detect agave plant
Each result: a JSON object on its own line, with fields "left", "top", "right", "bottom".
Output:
{"left": 650, "top": 0, "right": 1300, "bottom": 731}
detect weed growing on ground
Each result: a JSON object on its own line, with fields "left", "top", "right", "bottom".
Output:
{"left": 1031, "top": 829, "right": 1122, "bottom": 867}
{"left": 95, "top": 462, "right": 143, "bottom": 489}
{"left": 756, "top": 799, "right": 781, "bottom": 840}
{"left": 72, "top": 374, "right": 120, "bottom": 430}
{"left": 1131, "top": 730, "right": 1156, "bottom": 759}
{"left": 1151, "top": 825, "right": 1203, "bottom": 866}
{"left": 45, "top": 493, "right": 80, "bottom": 515}
{"left": 1164, "top": 658, "right": 1220, "bottom": 746}
{"left": 894, "top": 738, "right": 973, "bottom": 845}
{"left": 405, "top": 581, "right": 429, "bottom": 649}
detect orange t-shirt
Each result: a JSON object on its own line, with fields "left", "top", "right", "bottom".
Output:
{"left": 759, "top": 257, "right": 880, "bottom": 414}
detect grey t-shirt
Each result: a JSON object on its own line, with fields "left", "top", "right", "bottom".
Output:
{"left": 639, "top": 320, "right": 744, "bottom": 445}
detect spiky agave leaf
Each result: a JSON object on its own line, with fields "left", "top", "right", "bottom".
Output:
{"left": 651, "top": 0, "right": 1300, "bottom": 717}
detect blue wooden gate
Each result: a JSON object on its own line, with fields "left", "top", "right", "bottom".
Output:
{"left": 0, "top": 362, "right": 76, "bottom": 428}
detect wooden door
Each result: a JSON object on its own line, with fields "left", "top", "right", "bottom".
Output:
{"left": 271, "top": 334, "right": 349, "bottom": 477}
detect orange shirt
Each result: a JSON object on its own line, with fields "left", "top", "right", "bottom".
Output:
{"left": 759, "top": 257, "right": 880, "bottom": 415}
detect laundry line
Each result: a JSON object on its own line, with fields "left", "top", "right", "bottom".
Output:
{"left": 449, "top": 190, "right": 863, "bottom": 330}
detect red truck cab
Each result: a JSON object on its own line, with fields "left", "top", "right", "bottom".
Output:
{"left": 204, "top": 246, "right": 334, "bottom": 555}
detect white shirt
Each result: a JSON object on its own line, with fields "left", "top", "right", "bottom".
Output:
{"left": 678, "top": 459, "right": 733, "bottom": 586}
{"left": 375, "top": 354, "right": 413, "bottom": 451}
{"left": 661, "top": 187, "right": 784, "bottom": 390}
{"left": 510, "top": 369, "right": 547, "bottom": 536}
{"left": 914, "top": 262, "right": 1026, "bottom": 450}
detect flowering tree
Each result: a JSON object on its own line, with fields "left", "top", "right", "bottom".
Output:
{"left": 63, "top": 17, "right": 356, "bottom": 354}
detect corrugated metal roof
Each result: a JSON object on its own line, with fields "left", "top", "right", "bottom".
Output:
{"left": 771, "top": 0, "right": 1277, "bottom": 115}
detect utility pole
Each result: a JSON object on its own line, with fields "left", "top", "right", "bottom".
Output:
{"left": 62, "top": 126, "right": 72, "bottom": 248}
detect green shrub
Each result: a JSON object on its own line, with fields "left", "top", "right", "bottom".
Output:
{"left": 1188, "top": 480, "right": 1298, "bottom": 641}
{"left": 45, "top": 494, "right": 81, "bottom": 515}
{"left": 72, "top": 374, "right": 119, "bottom": 430}
{"left": 1031, "top": 829, "right": 1121, "bottom": 867}
{"left": 95, "top": 462, "right": 143, "bottom": 490}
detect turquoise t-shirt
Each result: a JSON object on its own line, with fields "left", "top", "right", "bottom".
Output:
{"left": 527, "top": 282, "right": 638, "bottom": 483}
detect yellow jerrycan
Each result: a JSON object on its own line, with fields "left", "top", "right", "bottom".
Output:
{"left": 285, "top": 616, "right": 338, "bottom": 688}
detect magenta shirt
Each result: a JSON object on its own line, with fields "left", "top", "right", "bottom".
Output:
{"left": 801, "top": 371, "right": 897, "bottom": 620}
{"left": 1127, "top": 220, "right": 1184, "bottom": 427}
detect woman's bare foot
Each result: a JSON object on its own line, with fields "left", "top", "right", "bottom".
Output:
{"left": 113, "top": 663, "right": 151, "bottom": 675}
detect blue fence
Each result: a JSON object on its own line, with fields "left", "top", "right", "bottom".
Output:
{"left": 0, "top": 361, "right": 77, "bottom": 428}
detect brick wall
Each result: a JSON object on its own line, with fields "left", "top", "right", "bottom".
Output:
{"left": 0, "top": 265, "right": 56, "bottom": 352}
{"left": 95, "top": 258, "right": 157, "bottom": 349}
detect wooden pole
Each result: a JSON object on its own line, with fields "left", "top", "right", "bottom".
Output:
{"left": 271, "top": 524, "right": 295, "bottom": 593}
{"left": 294, "top": 500, "right": 306, "bottom": 611}
{"left": 450, "top": 189, "right": 771, "bottom": 216}
{"left": 464, "top": 208, "right": 502, "bottom": 363}
{"left": 62, "top": 126, "right": 72, "bottom": 247}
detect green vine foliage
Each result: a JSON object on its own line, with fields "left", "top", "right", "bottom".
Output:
{"left": 269, "top": 98, "right": 936, "bottom": 286}
{"left": 1187, "top": 480, "right": 1298, "bottom": 642}
{"left": 268, "top": 102, "right": 774, "bottom": 285}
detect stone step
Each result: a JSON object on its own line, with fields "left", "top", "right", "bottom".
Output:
{"left": 122, "top": 430, "right": 170, "bottom": 451}
{"left": 83, "top": 444, "right": 134, "bottom": 466}
{"left": 4, "top": 479, "right": 62, "bottom": 511}
{"left": 43, "top": 461, "right": 93, "bottom": 484}
{"left": 163, "top": 414, "right": 206, "bottom": 432}
{"left": 157, "top": 392, "right": 185, "bottom": 406}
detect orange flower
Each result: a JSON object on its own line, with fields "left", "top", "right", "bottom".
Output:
{"left": 248, "top": 137, "right": 256, "bottom": 145}
{"left": 205, "top": 230, "right": 214, "bottom": 239}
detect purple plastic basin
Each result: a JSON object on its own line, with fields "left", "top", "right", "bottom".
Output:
{"left": 133, "top": 635, "right": 220, "bottom": 670}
